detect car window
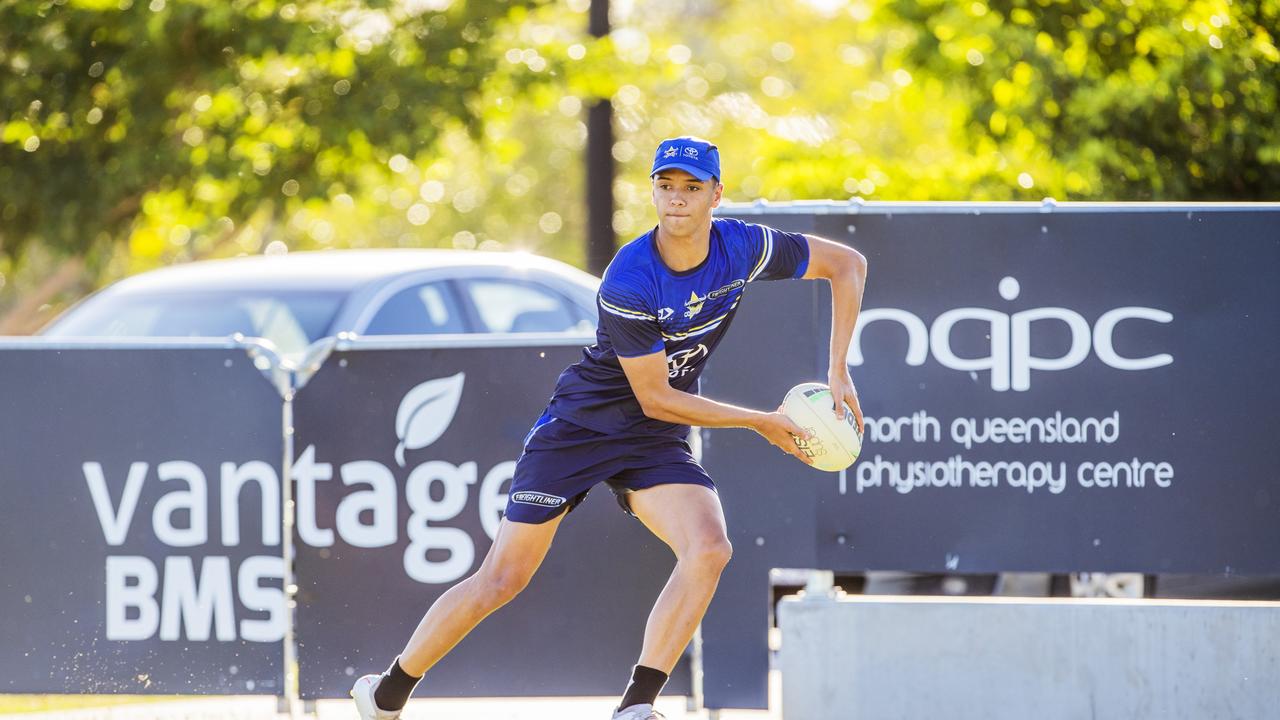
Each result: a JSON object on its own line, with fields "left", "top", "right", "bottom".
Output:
{"left": 44, "top": 291, "right": 344, "bottom": 357}
{"left": 247, "top": 299, "right": 313, "bottom": 357}
{"left": 364, "top": 282, "right": 468, "bottom": 335}
{"left": 460, "top": 279, "right": 588, "bottom": 333}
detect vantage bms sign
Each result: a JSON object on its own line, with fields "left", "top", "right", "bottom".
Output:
{"left": 58, "top": 371, "right": 506, "bottom": 651}
{"left": 0, "top": 342, "right": 693, "bottom": 699}
{"left": 0, "top": 348, "right": 286, "bottom": 694}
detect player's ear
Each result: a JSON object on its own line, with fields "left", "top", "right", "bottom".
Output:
{"left": 712, "top": 181, "right": 723, "bottom": 207}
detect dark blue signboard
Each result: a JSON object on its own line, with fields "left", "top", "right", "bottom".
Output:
{"left": 699, "top": 204, "right": 1280, "bottom": 708}
{"left": 291, "top": 341, "right": 692, "bottom": 699}
{"left": 0, "top": 345, "right": 283, "bottom": 694}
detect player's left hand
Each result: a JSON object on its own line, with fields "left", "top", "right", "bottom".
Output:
{"left": 828, "top": 367, "right": 864, "bottom": 434}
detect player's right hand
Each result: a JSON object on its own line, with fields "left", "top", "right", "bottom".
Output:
{"left": 754, "top": 410, "right": 814, "bottom": 465}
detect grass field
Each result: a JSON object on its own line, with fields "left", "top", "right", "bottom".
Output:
{"left": 0, "top": 696, "right": 181, "bottom": 714}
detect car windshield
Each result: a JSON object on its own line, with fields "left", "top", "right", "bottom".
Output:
{"left": 44, "top": 290, "right": 346, "bottom": 357}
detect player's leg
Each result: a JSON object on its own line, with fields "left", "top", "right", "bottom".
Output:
{"left": 611, "top": 482, "right": 731, "bottom": 717}
{"left": 627, "top": 483, "right": 731, "bottom": 670}
{"left": 352, "top": 513, "right": 565, "bottom": 719}
{"left": 398, "top": 512, "right": 566, "bottom": 673}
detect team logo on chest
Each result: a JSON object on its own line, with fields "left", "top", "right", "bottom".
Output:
{"left": 684, "top": 291, "right": 706, "bottom": 319}
{"left": 682, "top": 280, "right": 745, "bottom": 320}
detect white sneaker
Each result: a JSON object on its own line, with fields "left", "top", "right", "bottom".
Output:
{"left": 350, "top": 673, "right": 402, "bottom": 720}
{"left": 611, "top": 703, "right": 666, "bottom": 720}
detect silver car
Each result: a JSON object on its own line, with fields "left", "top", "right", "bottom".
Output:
{"left": 42, "top": 249, "right": 601, "bottom": 358}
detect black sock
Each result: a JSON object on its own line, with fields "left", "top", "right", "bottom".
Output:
{"left": 373, "top": 657, "right": 422, "bottom": 712}
{"left": 619, "top": 664, "right": 669, "bottom": 710}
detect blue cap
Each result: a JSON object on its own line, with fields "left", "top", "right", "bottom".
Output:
{"left": 650, "top": 136, "right": 721, "bottom": 182}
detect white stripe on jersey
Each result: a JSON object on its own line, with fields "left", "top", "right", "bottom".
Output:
{"left": 599, "top": 296, "right": 655, "bottom": 321}
{"left": 663, "top": 317, "right": 725, "bottom": 341}
{"left": 661, "top": 298, "right": 741, "bottom": 341}
{"left": 749, "top": 226, "right": 774, "bottom": 281}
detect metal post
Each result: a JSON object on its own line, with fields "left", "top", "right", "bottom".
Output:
{"left": 281, "top": 390, "right": 301, "bottom": 718}
{"left": 688, "top": 623, "right": 705, "bottom": 713}
{"left": 689, "top": 428, "right": 706, "bottom": 713}
{"left": 585, "top": 0, "right": 614, "bottom": 276}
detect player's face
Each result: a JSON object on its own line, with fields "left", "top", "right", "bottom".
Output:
{"left": 652, "top": 169, "right": 723, "bottom": 237}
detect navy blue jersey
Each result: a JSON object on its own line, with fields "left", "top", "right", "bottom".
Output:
{"left": 546, "top": 217, "right": 810, "bottom": 437}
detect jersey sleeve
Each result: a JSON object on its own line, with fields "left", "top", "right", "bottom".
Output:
{"left": 597, "top": 278, "right": 664, "bottom": 358}
{"left": 744, "top": 222, "right": 810, "bottom": 282}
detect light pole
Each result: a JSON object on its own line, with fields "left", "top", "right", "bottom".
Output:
{"left": 585, "top": 0, "right": 614, "bottom": 276}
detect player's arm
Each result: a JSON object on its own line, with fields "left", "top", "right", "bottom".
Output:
{"left": 801, "top": 235, "right": 868, "bottom": 432}
{"left": 617, "top": 351, "right": 813, "bottom": 464}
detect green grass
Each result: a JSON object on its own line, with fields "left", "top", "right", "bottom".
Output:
{"left": 0, "top": 695, "right": 185, "bottom": 714}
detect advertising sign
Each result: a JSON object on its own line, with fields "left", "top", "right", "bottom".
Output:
{"left": 291, "top": 341, "right": 691, "bottom": 699}
{"left": 697, "top": 204, "right": 1280, "bottom": 709}
{"left": 0, "top": 345, "right": 284, "bottom": 694}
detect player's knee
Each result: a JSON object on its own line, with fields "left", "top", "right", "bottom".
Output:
{"left": 683, "top": 535, "right": 733, "bottom": 573}
{"left": 473, "top": 568, "right": 533, "bottom": 608}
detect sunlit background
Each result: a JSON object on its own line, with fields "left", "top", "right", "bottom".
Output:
{"left": 1, "top": 0, "right": 1277, "bottom": 333}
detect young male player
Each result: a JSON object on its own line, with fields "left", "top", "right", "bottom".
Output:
{"left": 352, "top": 136, "right": 867, "bottom": 720}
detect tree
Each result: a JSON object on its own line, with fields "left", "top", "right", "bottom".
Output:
{"left": 891, "top": 0, "right": 1280, "bottom": 199}
{"left": 3, "top": 0, "right": 1275, "bottom": 333}
{"left": 0, "top": 0, "right": 543, "bottom": 331}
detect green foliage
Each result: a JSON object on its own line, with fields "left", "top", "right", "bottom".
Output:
{"left": 1, "top": 0, "right": 1276, "bottom": 331}
{"left": 0, "top": 0, "right": 543, "bottom": 280}
{"left": 892, "top": 0, "right": 1280, "bottom": 199}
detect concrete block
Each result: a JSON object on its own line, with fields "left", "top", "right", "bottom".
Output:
{"left": 779, "top": 595, "right": 1280, "bottom": 720}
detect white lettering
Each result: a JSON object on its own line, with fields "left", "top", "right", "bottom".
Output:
{"left": 930, "top": 308, "right": 1011, "bottom": 391}
{"left": 849, "top": 308, "right": 928, "bottom": 367}
{"left": 154, "top": 461, "right": 207, "bottom": 547}
{"left": 862, "top": 412, "right": 941, "bottom": 444}
{"left": 294, "top": 445, "right": 334, "bottom": 547}
{"left": 159, "top": 556, "right": 235, "bottom": 642}
{"left": 106, "top": 555, "right": 282, "bottom": 642}
{"left": 404, "top": 461, "right": 477, "bottom": 584}
{"left": 336, "top": 461, "right": 397, "bottom": 548}
{"left": 105, "top": 556, "right": 159, "bottom": 640}
{"left": 949, "top": 412, "right": 1120, "bottom": 450}
{"left": 1077, "top": 459, "right": 1175, "bottom": 489}
{"left": 1011, "top": 307, "right": 1091, "bottom": 391}
{"left": 220, "top": 461, "right": 280, "bottom": 547}
{"left": 855, "top": 455, "right": 1068, "bottom": 495}
{"left": 84, "top": 462, "right": 148, "bottom": 546}
{"left": 848, "top": 279, "right": 1173, "bottom": 390}
{"left": 237, "top": 556, "right": 285, "bottom": 643}
{"left": 1094, "top": 307, "right": 1174, "bottom": 370}
{"left": 479, "top": 461, "right": 515, "bottom": 541}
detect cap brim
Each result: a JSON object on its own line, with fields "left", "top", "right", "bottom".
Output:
{"left": 650, "top": 162, "right": 716, "bottom": 182}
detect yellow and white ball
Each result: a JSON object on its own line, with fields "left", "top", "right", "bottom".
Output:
{"left": 781, "top": 382, "right": 863, "bottom": 472}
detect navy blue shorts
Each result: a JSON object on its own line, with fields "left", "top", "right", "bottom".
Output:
{"left": 504, "top": 412, "right": 716, "bottom": 524}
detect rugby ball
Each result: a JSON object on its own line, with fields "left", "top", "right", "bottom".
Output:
{"left": 781, "top": 382, "right": 863, "bottom": 472}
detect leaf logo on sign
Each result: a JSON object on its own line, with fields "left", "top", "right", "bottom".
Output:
{"left": 394, "top": 372, "right": 465, "bottom": 467}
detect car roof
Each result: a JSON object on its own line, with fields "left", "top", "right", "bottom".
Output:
{"left": 103, "top": 249, "right": 598, "bottom": 294}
